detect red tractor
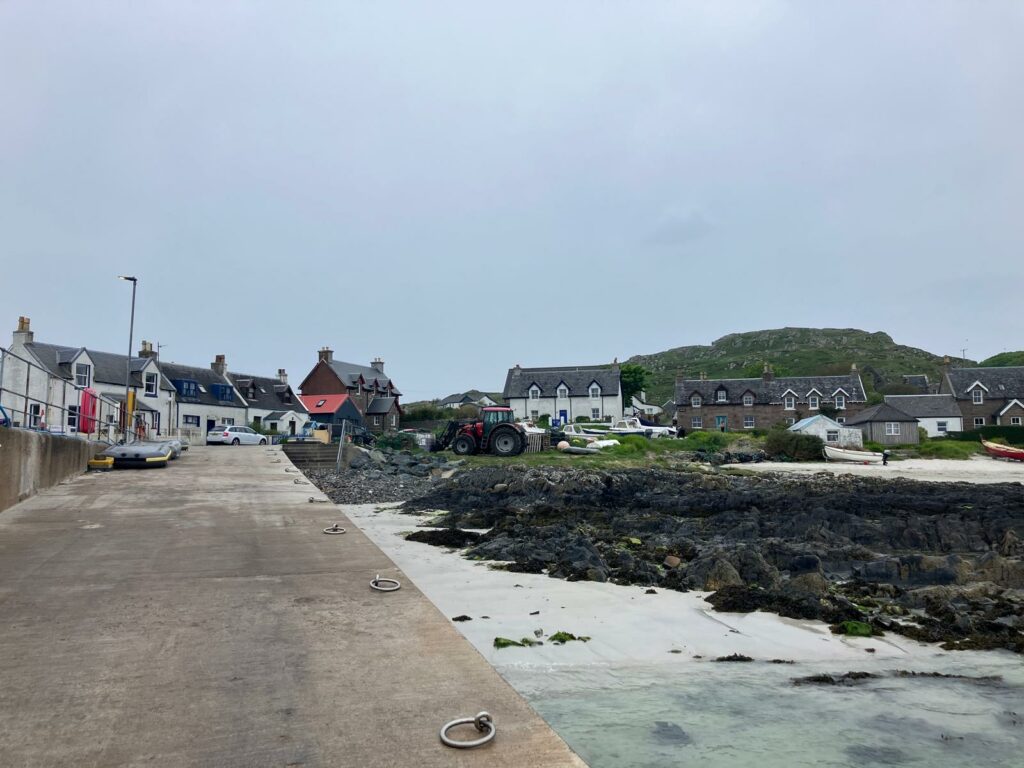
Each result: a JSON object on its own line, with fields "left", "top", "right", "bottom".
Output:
{"left": 433, "top": 406, "right": 528, "bottom": 457}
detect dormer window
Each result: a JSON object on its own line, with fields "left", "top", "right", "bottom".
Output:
{"left": 809, "top": 396, "right": 819, "bottom": 410}
{"left": 784, "top": 396, "right": 796, "bottom": 410}
{"left": 691, "top": 395, "right": 702, "bottom": 408}
{"left": 742, "top": 394, "right": 754, "bottom": 407}
{"left": 589, "top": 385, "right": 600, "bottom": 398}
{"left": 75, "top": 363, "right": 91, "bottom": 388}
{"left": 557, "top": 386, "right": 568, "bottom": 399}
{"left": 835, "top": 394, "right": 846, "bottom": 410}
{"left": 972, "top": 389, "right": 984, "bottom": 405}
{"left": 716, "top": 390, "right": 727, "bottom": 403}
{"left": 529, "top": 387, "right": 540, "bottom": 400}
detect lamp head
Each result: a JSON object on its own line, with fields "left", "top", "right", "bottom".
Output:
{"left": 117, "top": 275, "right": 138, "bottom": 283}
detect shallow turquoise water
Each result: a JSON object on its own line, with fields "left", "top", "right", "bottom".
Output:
{"left": 504, "top": 654, "right": 1024, "bottom": 768}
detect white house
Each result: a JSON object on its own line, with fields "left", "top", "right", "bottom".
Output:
{"left": 2, "top": 317, "right": 177, "bottom": 437}
{"left": 788, "top": 414, "right": 863, "bottom": 448}
{"left": 883, "top": 394, "right": 963, "bottom": 437}
{"left": 161, "top": 356, "right": 249, "bottom": 438}
{"left": 438, "top": 390, "right": 499, "bottom": 410}
{"left": 630, "top": 391, "right": 663, "bottom": 418}
{"left": 227, "top": 368, "right": 308, "bottom": 435}
{"left": 503, "top": 363, "right": 622, "bottom": 423}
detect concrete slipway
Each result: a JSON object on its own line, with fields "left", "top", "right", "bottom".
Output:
{"left": 0, "top": 445, "right": 585, "bottom": 768}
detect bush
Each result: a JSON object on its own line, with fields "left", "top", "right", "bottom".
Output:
{"left": 606, "top": 435, "right": 650, "bottom": 457}
{"left": 676, "top": 431, "right": 732, "bottom": 452}
{"left": 764, "top": 428, "right": 824, "bottom": 461}
{"left": 375, "top": 432, "right": 419, "bottom": 451}
{"left": 916, "top": 440, "right": 981, "bottom": 459}
{"left": 947, "top": 426, "right": 1024, "bottom": 446}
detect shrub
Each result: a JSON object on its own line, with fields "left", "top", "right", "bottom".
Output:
{"left": 376, "top": 432, "right": 419, "bottom": 451}
{"left": 676, "top": 431, "right": 732, "bottom": 452}
{"left": 606, "top": 435, "right": 650, "bottom": 457}
{"left": 764, "top": 429, "right": 824, "bottom": 461}
{"left": 947, "top": 426, "right": 1024, "bottom": 446}
{"left": 916, "top": 440, "right": 981, "bottom": 459}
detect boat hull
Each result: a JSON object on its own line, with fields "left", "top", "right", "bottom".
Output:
{"left": 823, "top": 445, "right": 885, "bottom": 464}
{"left": 981, "top": 440, "right": 1024, "bottom": 462}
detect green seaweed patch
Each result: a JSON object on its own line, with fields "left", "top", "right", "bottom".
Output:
{"left": 548, "top": 631, "right": 592, "bottom": 644}
{"left": 493, "top": 636, "right": 544, "bottom": 649}
{"left": 621, "top": 537, "right": 643, "bottom": 548}
{"left": 831, "top": 620, "right": 878, "bottom": 637}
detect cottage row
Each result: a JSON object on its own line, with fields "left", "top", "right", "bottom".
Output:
{"left": 1, "top": 317, "right": 402, "bottom": 439}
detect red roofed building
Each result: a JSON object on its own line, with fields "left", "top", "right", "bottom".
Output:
{"left": 298, "top": 348, "right": 401, "bottom": 433}
{"left": 296, "top": 393, "right": 364, "bottom": 428}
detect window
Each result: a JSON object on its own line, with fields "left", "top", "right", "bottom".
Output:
{"left": 29, "top": 404, "right": 41, "bottom": 428}
{"left": 691, "top": 396, "right": 701, "bottom": 408}
{"left": 315, "top": 399, "right": 327, "bottom": 408}
{"left": 591, "top": 408, "right": 600, "bottom": 419}
{"left": 67, "top": 405, "right": 79, "bottom": 431}
{"left": 530, "top": 410, "right": 539, "bottom": 420}
{"left": 784, "top": 396, "right": 795, "bottom": 410}
{"left": 885, "top": 422, "right": 901, "bottom": 436}
{"left": 742, "top": 394, "right": 754, "bottom": 407}
{"left": 211, "top": 384, "right": 234, "bottom": 402}
{"left": 269, "top": 422, "right": 278, "bottom": 431}
{"left": 716, "top": 390, "right": 727, "bottom": 403}
{"left": 691, "top": 416, "right": 702, "bottom": 429}
{"left": 1012, "top": 416, "right": 1022, "bottom": 426}
{"left": 972, "top": 389, "right": 984, "bottom": 405}
{"left": 835, "top": 395, "right": 846, "bottom": 410}
{"left": 223, "top": 418, "right": 235, "bottom": 425}
{"left": 743, "top": 415, "right": 755, "bottom": 429}
{"left": 826, "top": 430, "right": 840, "bottom": 443}
{"left": 974, "top": 417, "right": 985, "bottom": 427}
{"left": 836, "top": 417, "right": 846, "bottom": 424}
{"left": 390, "top": 414, "right": 397, "bottom": 427}
{"left": 175, "top": 380, "right": 199, "bottom": 399}
{"left": 183, "top": 415, "right": 200, "bottom": 427}
{"left": 589, "top": 386, "right": 600, "bottom": 398}
{"left": 937, "top": 421, "right": 948, "bottom": 433}
{"left": 557, "top": 387, "right": 568, "bottom": 399}
{"left": 373, "top": 416, "right": 381, "bottom": 426}
{"left": 809, "top": 396, "right": 820, "bottom": 410}
{"left": 75, "top": 363, "right": 91, "bottom": 387}
{"left": 145, "top": 372, "right": 158, "bottom": 396}
{"left": 786, "top": 417, "right": 796, "bottom": 425}
{"left": 530, "top": 387, "right": 540, "bottom": 400}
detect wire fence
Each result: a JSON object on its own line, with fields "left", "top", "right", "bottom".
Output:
{"left": 0, "top": 344, "right": 128, "bottom": 442}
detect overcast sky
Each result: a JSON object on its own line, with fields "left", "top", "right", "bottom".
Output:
{"left": 1, "top": 2, "right": 1021, "bottom": 401}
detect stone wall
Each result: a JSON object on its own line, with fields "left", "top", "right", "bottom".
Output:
{"left": 0, "top": 427, "right": 96, "bottom": 512}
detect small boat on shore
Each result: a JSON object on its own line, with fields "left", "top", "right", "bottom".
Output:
{"left": 981, "top": 439, "right": 1024, "bottom": 462}
{"left": 823, "top": 445, "right": 885, "bottom": 464}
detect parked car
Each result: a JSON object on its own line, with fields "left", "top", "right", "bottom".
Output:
{"left": 207, "top": 425, "right": 267, "bottom": 445}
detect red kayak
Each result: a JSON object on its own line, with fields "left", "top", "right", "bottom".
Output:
{"left": 981, "top": 439, "right": 1024, "bottom": 462}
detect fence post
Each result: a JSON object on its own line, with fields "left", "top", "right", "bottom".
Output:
{"left": 335, "top": 420, "right": 347, "bottom": 472}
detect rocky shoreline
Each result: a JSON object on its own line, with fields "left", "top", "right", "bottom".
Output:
{"left": 402, "top": 465, "right": 1024, "bottom": 653}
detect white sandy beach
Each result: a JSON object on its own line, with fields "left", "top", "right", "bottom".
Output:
{"left": 724, "top": 455, "right": 1024, "bottom": 484}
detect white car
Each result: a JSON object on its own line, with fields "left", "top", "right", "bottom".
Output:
{"left": 207, "top": 425, "right": 267, "bottom": 445}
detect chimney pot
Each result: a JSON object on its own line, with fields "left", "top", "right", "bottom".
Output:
{"left": 13, "top": 316, "right": 34, "bottom": 344}
{"left": 278, "top": 368, "right": 288, "bottom": 384}
{"left": 371, "top": 357, "right": 385, "bottom": 374}
{"left": 211, "top": 354, "right": 227, "bottom": 376}
{"left": 318, "top": 347, "right": 334, "bottom": 363}
{"left": 17, "top": 316, "right": 30, "bottom": 332}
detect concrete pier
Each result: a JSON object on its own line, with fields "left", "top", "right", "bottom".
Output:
{"left": 0, "top": 445, "right": 585, "bottom": 767}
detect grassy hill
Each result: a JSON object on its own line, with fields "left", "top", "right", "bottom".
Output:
{"left": 979, "top": 351, "right": 1024, "bottom": 367}
{"left": 628, "top": 327, "right": 974, "bottom": 404}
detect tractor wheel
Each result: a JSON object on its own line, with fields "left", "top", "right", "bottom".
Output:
{"left": 452, "top": 434, "right": 477, "bottom": 456}
{"left": 490, "top": 427, "right": 522, "bottom": 457}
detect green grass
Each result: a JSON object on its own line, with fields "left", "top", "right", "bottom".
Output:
{"left": 915, "top": 440, "right": 982, "bottom": 460}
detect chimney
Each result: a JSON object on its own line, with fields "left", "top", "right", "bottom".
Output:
{"left": 138, "top": 340, "right": 155, "bottom": 358}
{"left": 318, "top": 346, "right": 334, "bottom": 363}
{"left": 371, "top": 357, "right": 384, "bottom": 374}
{"left": 13, "top": 315, "right": 33, "bottom": 345}
{"left": 278, "top": 368, "right": 288, "bottom": 385}
{"left": 850, "top": 362, "right": 859, "bottom": 373}
{"left": 700, "top": 371, "right": 707, "bottom": 381}
{"left": 675, "top": 371, "right": 686, "bottom": 386}
{"left": 762, "top": 362, "right": 774, "bottom": 383}
{"left": 212, "top": 354, "right": 227, "bottom": 376}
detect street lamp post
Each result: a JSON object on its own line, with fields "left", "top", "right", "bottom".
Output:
{"left": 118, "top": 276, "right": 138, "bottom": 442}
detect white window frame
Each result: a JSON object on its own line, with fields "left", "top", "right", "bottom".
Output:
{"left": 691, "top": 416, "right": 702, "bottom": 429}
{"left": 1012, "top": 416, "right": 1022, "bottom": 426}
{"left": 29, "top": 403, "right": 41, "bottom": 428}
{"left": 75, "top": 363, "right": 91, "bottom": 388}
{"left": 742, "top": 394, "right": 754, "bottom": 407}
{"left": 390, "top": 414, "right": 397, "bottom": 427}
{"left": 885, "top": 422, "right": 901, "bottom": 436}
{"left": 223, "top": 418, "right": 234, "bottom": 426}
{"left": 67, "top": 405, "right": 79, "bottom": 431}
{"left": 937, "top": 421, "right": 948, "bottom": 433}
{"left": 373, "top": 415, "right": 381, "bottom": 426}
{"left": 530, "top": 410, "right": 539, "bottom": 420}
{"left": 786, "top": 417, "right": 796, "bottom": 425}
{"left": 784, "top": 396, "right": 796, "bottom": 410}
{"left": 835, "top": 395, "right": 846, "bottom": 410}
{"left": 716, "top": 390, "right": 727, "bottom": 403}
{"left": 591, "top": 407, "right": 600, "bottom": 419}
{"left": 974, "top": 417, "right": 985, "bottom": 427}
{"left": 589, "top": 385, "right": 600, "bottom": 399}
{"left": 144, "top": 372, "right": 158, "bottom": 396}
{"left": 557, "top": 387, "right": 568, "bottom": 399}
{"left": 808, "top": 396, "right": 820, "bottom": 410}
{"left": 743, "top": 415, "right": 755, "bottom": 429}
{"left": 183, "top": 415, "right": 200, "bottom": 427}
{"left": 972, "top": 389, "right": 984, "bottom": 405}
{"left": 529, "top": 387, "right": 540, "bottom": 400}
{"left": 690, "top": 396, "right": 701, "bottom": 408}
{"left": 826, "top": 430, "right": 840, "bottom": 443}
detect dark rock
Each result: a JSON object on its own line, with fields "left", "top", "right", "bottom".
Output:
{"left": 451, "top": 615, "right": 472, "bottom": 622}
{"left": 713, "top": 653, "right": 753, "bottom": 662}
{"left": 406, "top": 529, "right": 482, "bottom": 547}
{"left": 793, "top": 671, "right": 878, "bottom": 686}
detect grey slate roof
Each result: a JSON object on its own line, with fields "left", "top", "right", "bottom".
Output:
{"left": 326, "top": 360, "right": 400, "bottom": 394}
{"left": 503, "top": 365, "right": 621, "bottom": 399}
{"left": 160, "top": 361, "right": 247, "bottom": 409}
{"left": 24, "top": 342, "right": 174, "bottom": 391}
{"left": 845, "top": 403, "right": 917, "bottom": 425}
{"left": 366, "top": 396, "right": 397, "bottom": 415}
{"left": 883, "top": 394, "right": 962, "bottom": 419}
{"left": 264, "top": 411, "right": 287, "bottom": 420}
{"left": 439, "top": 389, "right": 492, "bottom": 406}
{"left": 675, "top": 374, "right": 866, "bottom": 406}
{"left": 901, "top": 374, "right": 930, "bottom": 391}
{"left": 945, "top": 366, "right": 1024, "bottom": 400}
{"left": 227, "top": 371, "right": 307, "bottom": 414}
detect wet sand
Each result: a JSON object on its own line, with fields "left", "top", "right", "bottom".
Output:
{"left": 724, "top": 455, "right": 1024, "bottom": 484}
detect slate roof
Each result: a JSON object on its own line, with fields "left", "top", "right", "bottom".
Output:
{"left": 24, "top": 342, "right": 174, "bottom": 390}
{"left": 901, "top": 374, "right": 930, "bottom": 391}
{"left": 160, "top": 361, "right": 247, "bottom": 408}
{"left": 503, "top": 365, "right": 621, "bottom": 399}
{"left": 674, "top": 374, "right": 866, "bottom": 406}
{"left": 439, "top": 389, "right": 493, "bottom": 406}
{"left": 227, "top": 371, "right": 307, "bottom": 414}
{"left": 325, "top": 360, "right": 400, "bottom": 395}
{"left": 945, "top": 366, "right": 1024, "bottom": 400}
{"left": 366, "top": 397, "right": 397, "bottom": 415}
{"left": 264, "top": 411, "right": 287, "bottom": 420}
{"left": 845, "top": 403, "right": 917, "bottom": 425}
{"left": 883, "top": 395, "right": 962, "bottom": 419}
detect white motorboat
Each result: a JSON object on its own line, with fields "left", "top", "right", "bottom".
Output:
{"left": 823, "top": 445, "right": 885, "bottom": 464}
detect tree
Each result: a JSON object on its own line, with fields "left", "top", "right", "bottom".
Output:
{"left": 620, "top": 364, "right": 650, "bottom": 407}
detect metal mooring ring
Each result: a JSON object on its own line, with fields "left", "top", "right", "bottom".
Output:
{"left": 322, "top": 524, "right": 347, "bottom": 534}
{"left": 440, "top": 711, "right": 495, "bottom": 749}
{"left": 370, "top": 574, "right": 401, "bottom": 592}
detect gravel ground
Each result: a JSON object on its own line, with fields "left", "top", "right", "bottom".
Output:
{"left": 303, "top": 448, "right": 463, "bottom": 504}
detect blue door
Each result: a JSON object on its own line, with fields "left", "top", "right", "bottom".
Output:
{"left": 559, "top": 410, "right": 568, "bottom": 424}
{"left": 716, "top": 415, "right": 728, "bottom": 431}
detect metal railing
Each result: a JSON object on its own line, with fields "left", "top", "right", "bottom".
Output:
{"left": 0, "top": 344, "right": 128, "bottom": 442}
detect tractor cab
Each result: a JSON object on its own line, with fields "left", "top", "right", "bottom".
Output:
{"left": 481, "top": 407, "right": 514, "bottom": 431}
